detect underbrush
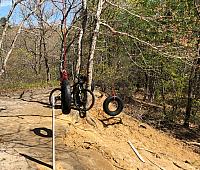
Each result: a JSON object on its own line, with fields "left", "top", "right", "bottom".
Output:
{"left": 124, "top": 101, "right": 200, "bottom": 153}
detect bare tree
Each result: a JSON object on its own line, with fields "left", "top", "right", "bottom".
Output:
{"left": 0, "top": 0, "right": 23, "bottom": 75}
{"left": 36, "top": 0, "right": 51, "bottom": 81}
{"left": 0, "top": 0, "right": 46, "bottom": 76}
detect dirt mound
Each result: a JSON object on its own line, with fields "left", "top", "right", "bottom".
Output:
{"left": 0, "top": 88, "right": 199, "bottom": 170}
{"left": 63, "top": 93, "right": 200, "bottom": 170}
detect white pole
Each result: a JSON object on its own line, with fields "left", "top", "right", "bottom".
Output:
{"left": 128, "top": 141, "right": 145, "bottom": 163}
{"left": 52, "top": 96, "right": 56, "bottom": 170}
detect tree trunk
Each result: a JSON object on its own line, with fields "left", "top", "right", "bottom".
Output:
{"left": 41, "top": 22, "right": 50, "bottom": 82}
{"left": 183, "top": 0, "right": 200, "bottom": 127}
{"left": 148, "top": 75, "right": 155, "bottom": 102}
{"left": 37, "top": 0, "right": 51, "bottom": 82}
{"left": 184, "top": 69, "right": 194, "bottom": 128}
{"left": 76, "top": 0, "right": 88, "bottom": 76}
{"left": 143, "top": 72, "right": 149, "bottom": 101}
{"left": 1, "top": 22, "right": 23, "bottom": 74}
{"left": 76, "top": 28, "right": 83, "bottom": 75}
{"left": 87, "top": 0, "right": 105, "bottom": 90}
{"left": 184, "top": 38, "right": 200, "bottom": 127}
{"left": 43, "top": 36, "right": 51, "bottom": 82}
{"left": 161, "top": 80, "right": 166, "bottom": 115}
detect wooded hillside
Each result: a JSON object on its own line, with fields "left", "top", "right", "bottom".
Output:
{"left": 0, "top": 0, "right": 200, "bottom": 128}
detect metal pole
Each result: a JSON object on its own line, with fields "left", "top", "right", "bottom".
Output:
{"left": 52, "top": 96, "right": 56, "bottom": 170}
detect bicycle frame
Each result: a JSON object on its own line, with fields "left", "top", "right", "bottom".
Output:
{"left": 72, "top": 75, "right": 94, "bottom": 111}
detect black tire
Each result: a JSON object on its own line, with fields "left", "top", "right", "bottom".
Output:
{"left": 74, "top": 89, "right": 95, "bottom": 111}
{"left": 103, "top": 96, "right": 124, "bottom": 116}
{"left": 49, "top": 88, "right": 61, "bottom": 106}
{"left": 61, "top": 79, "right": 71, "bottom": 114}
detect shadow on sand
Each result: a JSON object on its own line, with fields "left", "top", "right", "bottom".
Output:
{"left": 20, "top": 153, "right": 53, "bottom": 169}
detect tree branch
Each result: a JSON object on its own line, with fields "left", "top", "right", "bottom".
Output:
{"left": 105, "top": 0, "right": 150, "bottom": 23}
{"left": 100, "top": 21, "right": 194, "bottom": 63}
{"left": 100, "top": 22, "right": 158, "bottom": 50}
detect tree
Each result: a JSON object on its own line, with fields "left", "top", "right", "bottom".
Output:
{"left": 86, "top": 0, "right": 105, "bottom": 90}
{"left": 184, "top": 0, "right": 200, "bottom": 127}
{"left": 0, "top": 0, "right": 46, "bottom": 76}
{"left": 90, "top": 0, "right": 200, "bottom": 127}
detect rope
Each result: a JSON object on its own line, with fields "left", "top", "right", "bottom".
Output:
{"left": 111, "top": 83, "right": 116, "bottom": 96}
{"left": 62, "top": 0, "right": 68, "bottom": 74}
{"left": 59, "top": 0, "right": 69, "bottom": 82}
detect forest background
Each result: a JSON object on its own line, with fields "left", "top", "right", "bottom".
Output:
{"left": 0, "top": 0, "right": 200, "bottom": 129}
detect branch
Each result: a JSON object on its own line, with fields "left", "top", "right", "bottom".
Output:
{"left": 185, "top": 141, "right": 200, "bottom": 147}
{"left": 105, "top": 0, "right": 150, "bottom": 23}
{"left": 119, "top": 37, "right": 161, "bottom": 76}
{"left": 100, "top": 22, "right": 194, "bottom": 63}
{"left": 119, "top": 37, "right": 145, "bottom": 70}
{"left": 100, "top": 22, "right": 158, "bottom": 50}
{"left": 128, "top": 140, "right": 145, "bottom": 163}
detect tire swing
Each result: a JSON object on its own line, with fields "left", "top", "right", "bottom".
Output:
{"left": 60, "top": 70, "right": 71, "bottom": 114}
{"left": 103, "top": 84, "right": 124, "bottom": 116}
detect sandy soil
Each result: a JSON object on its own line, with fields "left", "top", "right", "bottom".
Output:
{"left": 0, "top": 88, "right": 199, "bottom": 170}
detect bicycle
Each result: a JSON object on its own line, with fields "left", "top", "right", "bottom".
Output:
{"left": 72, "top": 75, "right": 95, "bottom": 111}
{"left": 49, "top": 75, "right": 95, "bottom": 112}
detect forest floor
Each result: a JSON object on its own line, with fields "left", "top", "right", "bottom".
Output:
{"left": 0, "top": 88, "right": 200, "bottom": 170}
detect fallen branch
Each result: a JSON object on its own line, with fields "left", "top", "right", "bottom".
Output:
{"left": 173, "top": 162, "right": 187, "bottom": 170}
{"left": 139, "top": 148, "right": 157, "bottom": 155}
{"left": 185, "top": 141, "right": 200, "bottom": 147}
{"left": 128, "top": 140, "right": 145, "bottom": 163}
{"left": 131, "top": 97, "right": 163, "bottom": 110}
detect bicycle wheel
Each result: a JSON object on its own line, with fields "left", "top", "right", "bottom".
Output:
{"left": 49, "top": 88, "right": 61, "bottom": 106}
{"left": 61, "top": 79, "right": 71, "bottom": 114}
{"left": 74, "top": 89, "right": 95, "bottom": 111}
{"left": 103, "top": 96, "right": 124, "bottom": 116}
